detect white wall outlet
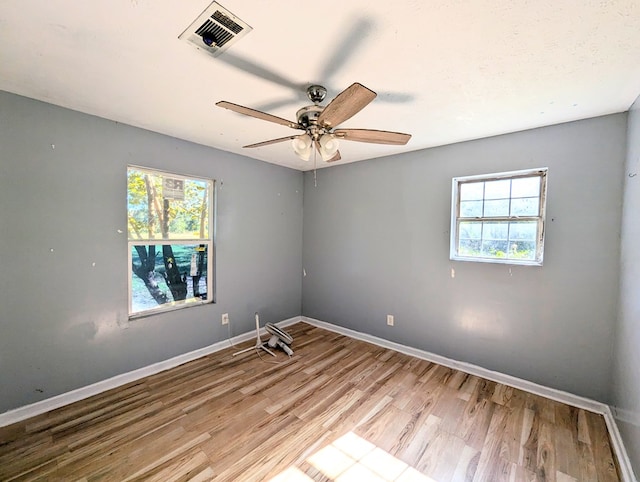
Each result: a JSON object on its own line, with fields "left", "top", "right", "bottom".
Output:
{"left": 221, "top": 313, "right": 229, "bottom": 325}
{"left": 387, "top": 314, "right": 394, "bottom": 326}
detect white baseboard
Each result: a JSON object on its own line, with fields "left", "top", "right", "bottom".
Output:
{"left": 301, "top": 316, "right": 637, "bottom": 482}
{"left": 602, "top": 406, "right": 639, "bottom": 482}
{"left": 0, "top": 316, "right": 302, "bottom": 428}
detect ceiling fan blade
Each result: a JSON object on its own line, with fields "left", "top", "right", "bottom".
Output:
{"left": 244, "top": 136, "right": 297, "bottom": 148}
{"left": 333, "top": 128, "right": 411, "bottom": 145}
{"left": 318, "top": 83, "right": 377, "bottom": 128}
{"left": 216, "top": 101, "right": 302, "bottom": 130}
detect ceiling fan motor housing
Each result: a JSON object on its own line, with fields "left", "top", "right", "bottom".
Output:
{"left": 296, "top": 105, "right": 323, "bottom": 129}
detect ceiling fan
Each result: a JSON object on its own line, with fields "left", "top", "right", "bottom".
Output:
{"left": 216, "top": 83, "right": 412, "bottom": 163}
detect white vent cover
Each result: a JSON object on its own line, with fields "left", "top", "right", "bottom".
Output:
{"left": 179, "top": 2, "right": 252, "bottom": 56}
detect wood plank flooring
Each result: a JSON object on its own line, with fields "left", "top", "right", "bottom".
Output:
{"left": 0, "top": 322, "right": 621, "bottom": 481}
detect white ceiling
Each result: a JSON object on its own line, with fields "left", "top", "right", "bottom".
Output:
{"left": 1, "top": 1, "right": 640, "bottom": 171}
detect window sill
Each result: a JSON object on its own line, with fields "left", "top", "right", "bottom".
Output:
{"left": 129, "top": 298, "right": 213, "bottom": 320}
{"left": 450, "top": 255, "right": 543, "bottom": 267}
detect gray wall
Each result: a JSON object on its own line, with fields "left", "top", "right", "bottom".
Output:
{"left": 302, "top": 114, "right": 626, "bottom": 402}
{"left": 613, "top": 95, "right": 640, "bottom": 477}
{"left": 0, "top": 91, "right": 303, "bottom": 414}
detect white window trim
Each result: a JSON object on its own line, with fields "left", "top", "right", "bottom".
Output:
{"left": 450, "top": 167, "right": 548, "bottom": 266}
{"left": 127, "top": 166, "right": 216, "bottom": 319}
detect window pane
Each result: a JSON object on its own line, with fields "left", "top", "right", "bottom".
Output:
{"left": 460, "top": 181, "right": 484, "bottom": 201}
{"left": 127, "top": 169, "right": 155, "bottom": 239}
{"left": 509, "top": 221, "right": 537, "bottom": 241}
{"left": 173, "top": 178, "right": 210, "bottom": 239}
{"left": 131, "top": 244, "right": 208, "bottom": 315}
{"left": 127, "top": 168, "right": 210, "bottom": 240}
{"left": 459, "top": 221, "right": 482, "bottom": 239}
{"left": 460, "top": 200, "right": 483, "bottom": 217}
{"left": 507, "top": 241, "right": 536, "bottom": 260}
{"left": 484, "top": 199, "right": 509, "bottom": 217}
{"left": 510, "top": 197, "right": 539, "bottom": 216}
{"left": 483, "top": 222, "right": 508, "bottom": 240}
{"left": 484, "top": 179, "right": 511, "bottom": 199}
{"left": 482, "top": 240, "right": 509, "bottom": 258}
{"left": 459, "top": 239, "right": 481, "bottom": 257}
{"left": 511, "top": 176, "right": 540, "bottom": 198}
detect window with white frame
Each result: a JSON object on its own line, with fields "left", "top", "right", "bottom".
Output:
{"left": 127, "top": 166, "right": 215, "bottom": 317}
{"left": 450, "top": 168, "right": 547, "bottom": 265}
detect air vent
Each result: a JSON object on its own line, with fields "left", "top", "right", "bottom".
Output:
{"left": 179, "top": 1, "right": 252, "bottom": 57}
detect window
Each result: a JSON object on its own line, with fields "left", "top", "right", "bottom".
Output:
{"left": 127, "top": 166, "right": 215, "bottom": 317}
{"left": 450, "top": 168, "right": 547, "bottom": 265}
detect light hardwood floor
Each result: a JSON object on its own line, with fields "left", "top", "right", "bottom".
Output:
{"left": 0, "top": 323, "right": 620, "bottom": 481}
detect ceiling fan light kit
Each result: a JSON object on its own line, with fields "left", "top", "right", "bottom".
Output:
{"left": 292, "top": 134, "right": 313, "bottom": 161}
{"left": 318, "top": 134, "right": 339, "bottom": 161}
{"left": 216, "top": 83, "right": 412, "bottom": 164}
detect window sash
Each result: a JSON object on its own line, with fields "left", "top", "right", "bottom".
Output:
{"left": 128, "top": 240, "right": 213, "bottom": 318}
{"left": 454, "top": 219, "right": 544, "bottom": 261}
{"left": 127, "top": 166, "right": 212, "bottom": 242}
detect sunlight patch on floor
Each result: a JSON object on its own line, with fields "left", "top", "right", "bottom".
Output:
{"left": 269, "top": 431, "right": 437, "bottom": 482}
{"left": 269, "top": 466, "right": 315, "bottom": 482}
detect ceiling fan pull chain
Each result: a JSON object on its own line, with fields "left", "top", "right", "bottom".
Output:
{"left": 313, "top": 148, "right": 318, "bottom": 187}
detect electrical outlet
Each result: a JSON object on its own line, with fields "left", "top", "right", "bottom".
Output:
{"left": 221, "top": 313, "right": 229, "bottom": 325}
{"left": 387, "top": 314, "right": 394, "bottom": 326}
